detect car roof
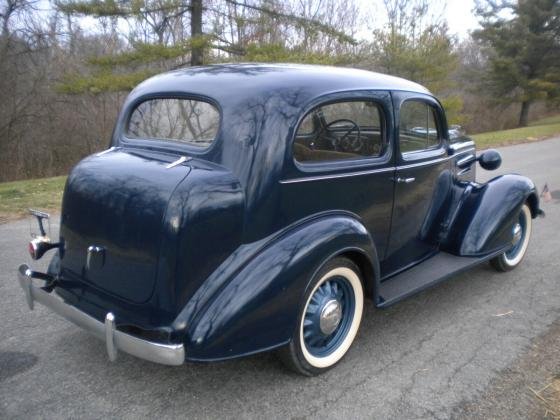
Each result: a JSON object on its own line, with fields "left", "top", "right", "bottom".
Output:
{"left": 130, "top": 63, "right": 432, "bottom": 104}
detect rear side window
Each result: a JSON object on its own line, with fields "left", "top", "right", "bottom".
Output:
{"left": 127, "top": 98, "right": 219, "bottom": 148}
{"left": 399, "top": 100, "right": 440, "bottom": 154}
{"left": 293, "top": 100, "right": 384, "bottom": 163}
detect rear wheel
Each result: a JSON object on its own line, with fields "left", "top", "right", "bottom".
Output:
{"left": 279, "top": 257, "right": 364, "bottom": 376}
{"left": 490, "top": 204, "right": 532, "bottom": 272}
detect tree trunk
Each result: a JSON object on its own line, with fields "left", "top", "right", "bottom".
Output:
{"left": 190, "top": 0, "right": 203, "bottom": 66}
{"left": 518, "top": 100, "right": 531, "bottom": 127}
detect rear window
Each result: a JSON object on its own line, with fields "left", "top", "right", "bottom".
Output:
{"left": 126, "top": 98, "right": 219, "bottom": 148}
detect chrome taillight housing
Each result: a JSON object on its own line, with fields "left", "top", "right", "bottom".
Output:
{"left": 28, "top": 237, "right": 55, "bottom": 260}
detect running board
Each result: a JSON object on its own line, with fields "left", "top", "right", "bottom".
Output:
{"left": 376, "top": 251, "right": 500, "bottom": 308}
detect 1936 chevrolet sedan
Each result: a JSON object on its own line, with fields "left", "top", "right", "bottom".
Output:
{"left": 18, "top": 64, "right": 543, "bottom": 376}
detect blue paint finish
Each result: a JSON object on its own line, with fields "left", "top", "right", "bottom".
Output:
{"left": 60, "top": 149, "right": 191, "bottom": 304}
{"left": 178, "top": 213, "right": 377, "bottom": 361}
{"left": 441, "top": 174, "right": 539, "bottom": 256}
{"left": 32, "top": 64, "right": 541, "bottom": 362}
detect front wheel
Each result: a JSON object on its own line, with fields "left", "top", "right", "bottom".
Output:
{"left": 490, "top": 203, "right": 532, "bottom": 272}
{"left": 279, "top": 257, "right": 364, "bottom": 376}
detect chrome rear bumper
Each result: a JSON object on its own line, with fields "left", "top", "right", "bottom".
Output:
{"left": 17, "top": 264, "right": 185, "bottom": 366}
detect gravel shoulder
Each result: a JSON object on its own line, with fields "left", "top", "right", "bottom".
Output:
{"left": 453, "top": 320, "right": 560, "bottom": 419}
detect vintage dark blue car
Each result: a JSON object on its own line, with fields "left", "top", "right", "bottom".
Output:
{"left": 18, "top": 64, "right": 543, "bottom": 376}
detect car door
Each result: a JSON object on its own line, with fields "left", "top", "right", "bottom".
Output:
{"left": 381, "top": 92, "right": 450, "bottom": 278}
{"left": 279, "top": 91, "right": 396, "bottom": 262}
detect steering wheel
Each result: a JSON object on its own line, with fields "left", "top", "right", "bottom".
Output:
{"left": 315, "top": 118, "right": 362, "bottom": 152}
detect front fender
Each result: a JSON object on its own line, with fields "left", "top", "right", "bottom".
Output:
{"left": 174, "top": 213, "right": 377, "bottom": 361}
{"left": 442, "top": 174, "right": 539, "bottom": 256}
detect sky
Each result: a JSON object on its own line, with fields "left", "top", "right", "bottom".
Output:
{"left": 358, "top": 0, "right": 480, "bottom": 40}
{"left": 444, "top": 0, "right": 480, "bottom": 38}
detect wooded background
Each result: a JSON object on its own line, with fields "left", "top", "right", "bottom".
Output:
{"left": 1, "top": 0, "right": 559, "bottom": 182}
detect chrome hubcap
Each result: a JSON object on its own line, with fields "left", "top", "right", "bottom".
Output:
{"left": 512, "top": 223, "right": 522, "bottom": 246}
{"left": 319, "top": 299, "right": 342, "bottom": 335}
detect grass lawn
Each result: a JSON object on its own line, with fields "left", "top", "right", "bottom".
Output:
{"left": 0, "top": 176, "right": 66, "bottom": 222}
{"left": 472, "top": 114, "right": 560, "bottom": 149}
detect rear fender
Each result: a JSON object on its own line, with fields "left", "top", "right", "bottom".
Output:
{"left": 442, "top": 174, "right": 540, "bottom": 256}
{"left": 174, "top": 212, "right": 378, "bottom": 361}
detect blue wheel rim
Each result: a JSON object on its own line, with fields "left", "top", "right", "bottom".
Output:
{"left": 303, "top": 276, "right": 355, "bottom": 357}
{"left": 505, "top": 209, "right": 527, "bottom": 260}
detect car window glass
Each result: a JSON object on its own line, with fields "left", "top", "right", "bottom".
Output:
{"left": 399, "top": 101, "right": 440, "bottom": 154}
{"left": 293, "top": 101, "right": 384, "bottom": 163}
{"left": 127, "top": 98, "right": 219, "bottom": 148}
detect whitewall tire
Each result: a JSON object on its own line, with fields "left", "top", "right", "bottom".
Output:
{"left": 490, "top": 204, "right": 532, "bottom": 272}
{"left": 279, "top": 257, "right": 364, "bottom": 376}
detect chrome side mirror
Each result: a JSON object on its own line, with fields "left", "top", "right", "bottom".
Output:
{"left": 478, "top": 149, "right": 502, "bottom": 171}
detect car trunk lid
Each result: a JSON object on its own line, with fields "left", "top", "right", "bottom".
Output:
{"left": 59, "top": 149, "right": 190, "bottom": 304}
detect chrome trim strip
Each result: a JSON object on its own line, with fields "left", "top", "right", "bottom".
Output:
{"left": 17, "top": 264, "right": 185, "bottom": 366}
{"left": 96, "top": 147, "right": 120, "bottom": 157}
{"left": 397, "top": 155, "right": 450, "bottom": 170}
{"left": 166, "top": 156, "right": 191, "bottom": 169}
{"left": 449, "top": 140, "right": 475, "bottom": 152}
{"left": 281, "top": 155, "right": 454, "bottom": 184}
{"left": 457, "top": 154, "right": 476, "bottom": 167}
{"left": 458, "top": 166, "right": 472, "bottom": 176}
{"left": 280, "top": 166, "right": 394, "bottom": 184}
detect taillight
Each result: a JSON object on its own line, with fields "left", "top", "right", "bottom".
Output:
{"left": 28, "top": 240, "right": 38, "bottom": 260}
{"left": 28, "top": 237, "right": 57, "bottom": 260}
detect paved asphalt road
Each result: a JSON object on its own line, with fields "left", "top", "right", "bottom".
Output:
{"left": 1, "top": 138, "right": 559, "bottom": 419}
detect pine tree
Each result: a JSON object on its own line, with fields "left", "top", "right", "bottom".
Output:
{"left": 474, "top": 0, "right": 560, "bottom": 127}
{"left": 56, "top": 0, "right": 357, "bottom": 94}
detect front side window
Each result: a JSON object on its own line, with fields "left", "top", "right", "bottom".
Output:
{"left": 293, "top": 100, "right": 384, "bottom": 163}
{"left": 127, "top": 98, "right": 219, "bottom": 148}
{"left": 399, "top": 100, "right": 440, "bottom": 154}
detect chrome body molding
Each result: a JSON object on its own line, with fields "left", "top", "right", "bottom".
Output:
{"left": 449, "top": 140, "right": 475, "bottom": 153}
{"left": 95, "top": 146, "right": 120, "bottom": 157}
{"left": 280, "top": 155, "right": 454, "bottom": 184}
{"left": 17, "top": 264, "right": 185, "bottom": 366}
{"left": 166, "top": 155, "right": 191, "bottom": 169}
{"left": 457, "top": 154, "right": 476, "bottom": 167}
{"left": 280, "top": 166, "right": 394, "bottom": 184}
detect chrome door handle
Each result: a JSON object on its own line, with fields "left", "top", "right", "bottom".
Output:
{"left": 395, "top": 177, "right": 416, "bottom": 184}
